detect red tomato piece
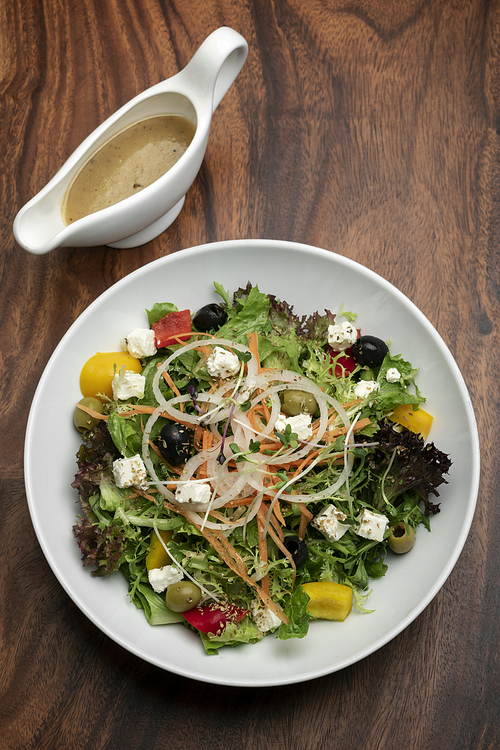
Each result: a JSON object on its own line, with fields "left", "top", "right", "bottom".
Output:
{"left": 332, "top": 348, "right": 357, "bottom": 378}
{"left": 183, "top": 603, "right": 249, "bottom": 636}
{"left": 152, "top": 309, "right": 192, "bottom": 348}
{"left": 328, "top": 328, "right": 361, "bottom": 378}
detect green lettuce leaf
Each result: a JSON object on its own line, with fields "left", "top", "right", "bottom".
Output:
{"left": 276, "top": 585, "right": 311, "bottom": 640}
{"left": 99, "top": 479, "right": 129, "bottom": 511}
{"left": 216, "top": 283, "right": 271, "bottom": 342}
{"left": 146, "top": 302, "right": 178, "bottom": 326}
{"left": 107, "top": 411, "right": 142, "bottom": 457}
{"left": 200, "top": 617, "right": 264, "bottom": 655}
{"left": 132, "top": 583, "right": 185, "bottom": 626}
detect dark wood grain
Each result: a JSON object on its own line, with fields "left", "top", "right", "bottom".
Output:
{"left": 1, "top": 0, "right": 499, "bottom": 748}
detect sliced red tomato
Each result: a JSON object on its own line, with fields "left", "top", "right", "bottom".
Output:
{"left": 327, "top": 328, "right": 361, "bottom": 377}
{"left": 183, "top": 603, "right": 249, "bottom": 636}
{"left": 331, "top": 347, "right": 357, "bottom": 377}
{"left": 152, "top": 309, "right": 192, "bottom": 348}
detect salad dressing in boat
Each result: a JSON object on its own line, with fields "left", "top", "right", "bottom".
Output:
{"left": 63, "top": 115, "right": 196, "bottom": 224}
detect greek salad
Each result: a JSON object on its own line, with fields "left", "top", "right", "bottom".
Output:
{"left": 72, "top": 282, "right": 451, "bottom": 654}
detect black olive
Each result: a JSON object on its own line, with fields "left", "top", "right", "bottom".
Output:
{"left": 351, "top": 335, "right": 389, "bottom": 367}
{"left": 283, "top": 536, "right": 308, "bottom": 567}
{"left": 157, "top": 423, "right": 191, "bottom": 465}
{"left": 192, "top": 303, "right": 228, "bottom": 332}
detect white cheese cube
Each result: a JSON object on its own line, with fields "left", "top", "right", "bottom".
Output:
{"left": 125, "top": 328, "right": 157, "bottom": 359}
{"left": 112, "top": 369, "right": 145, "bottom": 400}
{"left": 206, "top": 347, "right": 240, "bottom": 379}
{"left": 386, "top": 367, "right": 401, "bottom": 383}
{"left": 112, "top": 454, "right": 148, "bottom": 489}
{"left": 148, "top": 565, "right": 183, "bottom": 593}
{"left": 312, "top": 504, "right": 351, "bottom": 542}
{"left": 354, "top": 508, "right": 389, "bottom": 542}
{"left": 327, "top": 321, "right": 358, "bottom": 351}
{"left": 274, "top": 412, "right": 313, "bottom": 441}
{"left": 175, "top": 481, "right": 212, "bottom": 506}
{"left": 353, "top": 379, "right": 380, "bottom": 399}
{"left": 251, "top": 601, "right": 282, "bottom": 632}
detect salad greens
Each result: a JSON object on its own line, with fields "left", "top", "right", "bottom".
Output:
{"left": 72, "top": 282, "right": 451, "bottom": 654}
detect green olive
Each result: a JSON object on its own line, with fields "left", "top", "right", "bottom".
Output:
{"left": 281, "top": 390, "right": 319, "bottom": 417}
{"left": 387, "top": 522, "right": 416, "bottom": 554}
{"left": 73, "top": 396, "right": 104, "bottom": 433}
{"left": 165, "top": 581, "right": 202, "bottom": 612}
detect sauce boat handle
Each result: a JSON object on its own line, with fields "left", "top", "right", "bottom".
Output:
{"left": 179, "top": 27, "right": 248, "bottom": 113}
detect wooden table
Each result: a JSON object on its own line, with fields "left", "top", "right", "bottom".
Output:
{"left": 1, "top": 1, "right": 497, "bottom": 747}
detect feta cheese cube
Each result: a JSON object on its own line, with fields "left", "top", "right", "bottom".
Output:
{"left": 112, "top": 454, "right": 148, "bottom": 489}
{"left": 112, "top": 369, "right": 146, "bottom": 400}
{"left": 175, "top": 481, "right": 212, "bottom": 506}
{"left": 327, "top": 321, "right": 358, "bottom": 351}
{"left": 354, "top": 508, "right": 389, "bottom": 542}
{"left": 312, "top": 504, "right": 351, "bottom": 542}
{"left": 125, "top": 328, "right": 157, "bottom": 359}
{"left": 251, "top": 601, "right": 282, "bottom": 632}
{"left": 353, "top": 379, "right": 380, "bottom": 400}
{"left": 274, "top": 412, "right": 313, "bottom": 441}
{"left": 386, "top": 367, "right": 401, "bottom": 383}
{"left": 206, "top": 347, "right": 241, "bottom": 379}
{"left": 148, "top": 565, "right": 183, "bottom": 593}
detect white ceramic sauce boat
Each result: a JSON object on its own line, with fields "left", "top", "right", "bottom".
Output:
{"left": 14, "top": 27, "right": 248, "bottom": 254}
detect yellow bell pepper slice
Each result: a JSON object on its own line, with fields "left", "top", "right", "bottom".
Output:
{"left": 390, "top": 404, "right": 433, "bottom": 440}
{"left": 146, "top": 529, "right": 173, "bottom": 571}
{"left": 301, "top": 581, "right": 353, "bottom": 622}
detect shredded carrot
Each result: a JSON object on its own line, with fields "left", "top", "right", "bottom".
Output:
{"left": 117, "top": 404, "right": 194, "bottom": 428}
{"left": 207, "top": 510, "right": 250, "bottom": 526}
{"left": 326, "top": 416, "right": 371, "bottom": 440}
{"left": 74, "top": 403, "right": 108, "bottom": 421}
{"left": 256, "top": 512, "right": 270, "bottom": 595}
{"left": 298, "top": 505, "right": 314, "bottom": 540}
{"left": 194, "top": 344, "right": 213, "bottom": 359}
{"left": 272, "top": 499, "right": 286, "bottom": 527}
{"left": 247, "top": 331, "right": 261, "bottom": 373}
{"left": 212, "top": 528, "right": 248, "bottom": 572}
{"left": 288, "top": 450, "right": 321, "bottom": 478}
{"left": 196, "top": 430, "right": 215, "bottom": 479}
{"left": 162, "top": 500, "right": 288, "bottom": 623}
{"left": 160, "top": 370, "right": 184, "bottom": 412}
{"left": 193, "top": 425, "right": 204, "bottom": 450}
{"left": 257, "top": 505, "right": 296, "bottom": 589}
{"left": 261, "top": 398, "right": 271, "bottom": 423}
{"left": 269, "top": 512, "right": 284, "bottom": 543}
{"left": 224, "top": 495, "right": 257, "bottom": 508}
{"left": 246, "top": 403, "right": 266, "bottom": 433}
{"left": 195, "top": 516, "right": 287, "bottom": 622}
{"left": 134, "top": 485, "right": 176, "bottom": 502}
{"left": 168, "top": 333, "right": 198, "bottom": 345}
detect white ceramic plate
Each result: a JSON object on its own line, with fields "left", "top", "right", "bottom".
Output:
{"left": 24, "top": 240, "right": 480, "bottom": 687}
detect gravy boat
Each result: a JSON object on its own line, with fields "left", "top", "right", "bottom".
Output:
{"left": 14, "top": 27, "right": 248, "bottom": 254}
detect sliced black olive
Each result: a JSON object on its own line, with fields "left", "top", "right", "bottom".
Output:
{"left": 157, "top": 423, "right": 191, "bottom": 465}
{"left": 352, "top": 335, "right": 389, "bottom": 367}
{"left": 193, "top": 303, "right": 228, "bottom": 332}
{"left": 283, "top": 536, "right": 308, "bottom": 567}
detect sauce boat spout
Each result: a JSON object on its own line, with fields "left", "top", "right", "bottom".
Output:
{"left": 13, "top": 27, "right": 248, "bottom": 254}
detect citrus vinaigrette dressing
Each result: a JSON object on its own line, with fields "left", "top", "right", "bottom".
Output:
{"left": 63, "top": 115, "right": 196, "bottom": 223}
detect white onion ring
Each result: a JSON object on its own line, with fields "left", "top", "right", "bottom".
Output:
{"left": 141, "top": 343, "right": 357, "bottom": 529}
